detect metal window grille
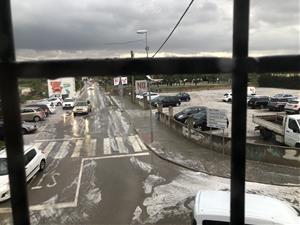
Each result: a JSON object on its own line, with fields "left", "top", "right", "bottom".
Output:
{"left": 0, "top": 0, "right": 299, "bottom": 224}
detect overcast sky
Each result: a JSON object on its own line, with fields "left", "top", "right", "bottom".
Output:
{"left": 11, "top": 0, "right": 299, "bottom": 60}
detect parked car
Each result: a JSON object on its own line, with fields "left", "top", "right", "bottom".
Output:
{"left": 247, "top": 96, "right": 270, "bottom": 109}
{"left": 0, "top": 121, "right": 37, "bottom": 140}
{"left": 151, "top": 96, "right": 181, "bottom": 107}
{"left": 21, "top": 107, "right": 46, "bottom": 122}
{"left": 73, "top": 100, "right": 92, "bottom": 116}
{"left": 192, "top": 191, "right": 300, "bottom": 225}
{"left": 25, "top": 103, "right": 53, "bottom": 116}
{"left": 136, "top": 92, "right": 160, "bottom": 101}
{"left": 176, "top": 92, "right": 191, "bottom": 102}
{"left": 284, "top": 99, "right": 300, "bottom": 114}
{"left": 222, "top": 92, "right": 232, "bottom": 102}
{"left": 268, "top": 95, "right": 297, "bottom": 111}
{"left": 174, "top": 106, "right": 207, "bottom": 123}
{"left": 47, "top": 97, "right": 63, "bottom": 106}
{"left": 0, "top": 144, "right": 46, "bottom": 202}
{"left": 62, "top": 98, "right": 75, "bottom": 109}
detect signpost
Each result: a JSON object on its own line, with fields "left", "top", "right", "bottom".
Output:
{"left": 207, "top": 108, "right": 228, "bottom": 153}
{"left": 113, "top": 76, "right": 127, "bottom": 112}
{"left": 135, "top": 80, "right": 148, "bottom": 94}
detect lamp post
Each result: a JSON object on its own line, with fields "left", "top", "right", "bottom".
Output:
{"left": 136, "top": 29, "right": 149, "bottom": 58}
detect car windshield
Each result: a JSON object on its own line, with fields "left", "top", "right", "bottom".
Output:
{"left": 64, "top": 99, "right": 74, "bottom": 102}
{"left": 75, "top": 102, "right": 87, "bottom": 106}
{"left": 0, "top": 158, "right": 8, "bottom": 176}
{"left": 181, "top": 108, "right": 194, "bottom": 113}
{"left": 290, "top": 101, "right": 299, "bottom": 104}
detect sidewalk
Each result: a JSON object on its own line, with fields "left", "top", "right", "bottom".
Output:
{"left": 111, "top": 95, "right": 299, "bottom": 186}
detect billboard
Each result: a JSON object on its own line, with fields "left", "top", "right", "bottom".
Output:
{"left": 47, "top": 78, "right": 76, "bottom": 98}
{"left": 113, "top": 77, "right": 128, "bottom": 86}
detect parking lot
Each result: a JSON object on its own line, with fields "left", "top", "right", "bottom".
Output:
{"left": 161, "top": 87, "right": 300, "bottom": 138}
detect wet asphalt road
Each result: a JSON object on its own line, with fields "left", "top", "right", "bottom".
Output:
{"left": 0, "top": 85, "right": 195, "bottom": 225}
{"left": 0, "top": 85, "right": 299, "bottom": 225}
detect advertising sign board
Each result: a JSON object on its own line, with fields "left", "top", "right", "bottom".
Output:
{"left": 47, "top": 77, "right": 76, "bottom": 98}
{"left": 114, "top": 77, "right": 128, "bottom": 86}
{"left": 207, "top": 108, "right": 227, "bottom": 129}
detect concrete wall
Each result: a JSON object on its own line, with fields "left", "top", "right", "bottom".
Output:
{"left": 157, "top": 110, "right": 300, "bottom": 168}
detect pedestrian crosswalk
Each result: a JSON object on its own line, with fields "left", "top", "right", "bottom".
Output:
{"left": 34, "top": 135, "right": 148, "bottom": 159}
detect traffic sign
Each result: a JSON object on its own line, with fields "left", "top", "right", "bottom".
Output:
{"left": 207, "top": 108, "right": 228, "bottom": 129}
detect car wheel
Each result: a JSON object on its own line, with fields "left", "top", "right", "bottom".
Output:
{"left": 22, "top": 128, "right": 27, "bottom": 134}
{"left": 73, "top": 113, "right": 76, "bottom": 116}
{"left": 39, "top": 160, "right": 46, "bottom": 171}
{"left": 33, "top": 116, "right": 41, "bottom": 122}
{"left": 192, "top": 218, "right": 197, "bottom": 225}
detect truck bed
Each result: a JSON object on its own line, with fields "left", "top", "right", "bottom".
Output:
{"left": 252, "top": 114, "right": 284, "bottom": 135}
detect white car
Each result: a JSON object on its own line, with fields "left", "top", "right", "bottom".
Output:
{"left": 193, "top": 191, "right": 300, "bottom": 225}
{"left": 136, "top": 92, "right": 160, "bottom": 101}
{"left": 36, "top": 101, "right": 56, "bottom": 114}
{"left": 284, "top": 99, "right": 300, "bottom": 114}
{"left": 62, "top": 98, "right": 75, "bottom": 109}
{"left": 73, "top": 100, "right": 92, "bottom": 116}
{"left": 222, "top": 92, "right": 232, "bottom": 102}
{"left": 0, "top": 145, "right": 46, "bottom": 202}
{"left": 47, "top": 97, "right": 63, "bottom": 106}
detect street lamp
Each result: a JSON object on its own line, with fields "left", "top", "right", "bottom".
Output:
{"left": 136, "top": 29, "right": 149, "bottom": 58}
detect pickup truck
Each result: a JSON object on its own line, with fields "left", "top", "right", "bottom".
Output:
{"left": 253, "top": 113, "right": 300, "bottom": 148}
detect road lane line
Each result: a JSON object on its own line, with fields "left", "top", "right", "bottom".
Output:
{"left": 53, "top": 141, "right": 69, "bottom": 159}
{"left": 134, "top": 135, "right": 148, "bottom": 151}
{"left": 43, "top": 142, "right": 56, "bottom": 157}
{"left": 71, "top": 140, "right": 83, "bottom": 158}
{"left": 84, "top": 152, "right": 149, "bottom": 160}
{"left": 88, "top": 139, "right": 97, "bottom": 156}
{"left": 115, "top": 137, "right": 128, "bottom": 153}
{"left": 103, "top": 138, "right": 111, "bottom": 155}
{"left": 128, "top": 135, "right": 142, "bottom": 152}
{"left": 35, "top": 137, "right": 84, "bottom": 142}
{"left": 33, "top": 142, "right": 43, "bottom": 150}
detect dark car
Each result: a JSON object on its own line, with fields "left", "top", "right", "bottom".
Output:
{"left": 247, "top": 96, "right": 270, "bottom": 109}
{"left": 25, "top": 103, "right": 51, "bottom": 117}
{"left": 151, "top": 96, "right": 181, "bottom": 107}
{"left": 174, "top": 106, "right": 206, "bottom": 123}
{"left": 268, "top": 95, "right": 297, "bottom": 111}
{"left": 176, "top": 92, "right": 191, "bottom": 102}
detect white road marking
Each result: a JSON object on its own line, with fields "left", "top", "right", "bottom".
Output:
{"left": 71, "top": 140, "right": 83, "bottom": 158}
{"left": 35, "top": 137, "right": 84, "bottom": 142}
{"left": 33, "top": 142, "right": 43, "bottom": 150}
{"left": 43, "top": 142, "right": 56, "bottom": 157}
{"left": 134, "top": 135, "right": 148, "bottom": 151}
{"left": 89, "top": 139, "right": 97, "bottom": 156}
{"left": 53, "top": 141, "right": 69, "bottom": 159}
{"left": 87, "top": 152, "right": 149, "bottom": 160}
{"left": 103, "top": 138, "right": 111, "bottom": 155}
{"left": 46, "top": 173, "right": 60, "bottom": 188}
{"left": 31, "top": 186, "right": 42, "bottom": 190}
{"left": 0, "top": 152, "right": 150, "bottom": 214}
{"left": 128, "top": 136, "right": 142, "bottom": 152}
{"left": 116, "top": 137, "right": 128, "bottom": 154}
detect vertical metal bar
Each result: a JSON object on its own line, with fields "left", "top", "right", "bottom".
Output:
{"left": 231, "top": 0, "right": 250, "bottom": 225}
{"left": 0, "top": 1, "right": 30, "bottom": 225}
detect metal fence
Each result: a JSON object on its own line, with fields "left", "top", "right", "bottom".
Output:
{"left": 0, "top": 0, "right": 299, "bottom": 225}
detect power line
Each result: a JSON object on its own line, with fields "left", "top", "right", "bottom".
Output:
{"left": 104, "top": 39, "right": 144, "bottom": 45}
{"left": 152, "top": 0, "right": 195, "bottom": 57}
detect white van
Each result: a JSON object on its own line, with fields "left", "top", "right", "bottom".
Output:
{"left": 248, "top": 86, "right": 256, "bottom": 95}
{"left": 193, "top": 191, "right": 299, "bottom": 225}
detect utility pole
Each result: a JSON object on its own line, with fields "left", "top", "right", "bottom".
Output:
{"left": 130, "top": 50, "right": 135, "bottom": 103}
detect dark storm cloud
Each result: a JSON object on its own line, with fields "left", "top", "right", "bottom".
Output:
{"left": 11, "top": 0, "right": 299, "bottom": 58}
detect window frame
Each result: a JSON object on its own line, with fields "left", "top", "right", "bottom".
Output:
{"left": 0, "top": 1, "right": 299, "bottom": 225}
